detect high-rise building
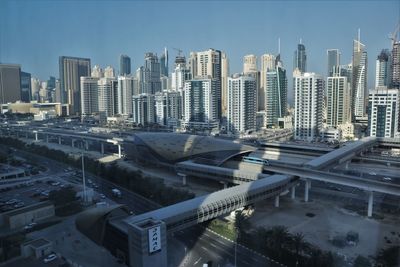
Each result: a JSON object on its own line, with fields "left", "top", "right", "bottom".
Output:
{"left": 190, "top": 49, "right": 225, "bottom": 120}
{"left": 226, "top": 75, "right": 257, "bottom": 134}
{"left": 20, "top": 71, "right": 32, "bottom": 102}
{"left": 243, "top": 55, "right": 257, "bottom": 74}
{"left": 221, "top": 52, "right": 229, "bottom": 118}
{"left": 368, "top": 87, "right": 399, "bottom": 137}
{"left": 391, "top": 41, "right": 400, "bottom": 88}
{"left": 143, "top": 52, "right": 161, "bottom": 94}
{"left": 80, "top": 77, "right": 99, "bottom": 116}
{"left": 264, "top": 59, "right": 287, "bottom": 128}
{"left": 260, "top": 54, "right": 276, "bottom": 111}
{"left": 31, "top": 77, "right": 40, "bottom": 101}
{"left": 160, "top": 48, "right": 168, "bottom": 77}
{"left": 155, "top": 91, "right": 182, "bottom": 127}
{"left": 120, "top": 55, "right": 131, "bottom": 76}
{"left": 352, "top": 34, "right": 368, "bottom": 118}
{"left": 91, "top": 65, "right": 104, "bottom": 78}
{"left": 375, "top": 49, "right": 391, "bottom": 88}
{"left": 59, "top": 56, "right": 91, "bottom": 114}
{"left": 171, "top": 57, "right": 191, "bottom": 91}
{"left": 294, "top": 42, "right": 307, "bottom": 73}
{"left": 104, "top": 66, "right": 115, "bottom": 78}
{"left": 117, "top": 76, "right": 138, "bottom": 116}
{"left": 183, "top": 78, "right": 219, "bottom": 129}
{"left": 326, "top": 69, "right": 351, "bottom": 127}
{"left": 294, "top": 71, "right": 325, "bottom": 141}
{"left": 0, "top": 64, "right": 21, "bottom": 104}
{"left": 47, "top": 76, "right": 56, "bottom": 89}
{"left": 327, "top": 49, "right": 341, "bottom": 77}
{"left": 132, "top": 94, "right": 155, "bottom": 126}
{"left": 98, "top": 77, "right": 116, "bottom": 117}
{"left": 55, "top": 79, "right": 61, "bottom": 103}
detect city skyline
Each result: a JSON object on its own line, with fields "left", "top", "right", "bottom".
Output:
{"left": 1, "top": 0, "right": 398, "bottom": 90}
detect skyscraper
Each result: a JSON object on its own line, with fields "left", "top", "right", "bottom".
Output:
{"left": 243, "top": 55, "right": 257, "bottom": 73}
{"left": 221, "top": 52, "right": 229, "bottom": 118}
{"left": 352, "top": 33, "right": 368, "bottom": 118}
{"left": 264, "top": 58, "right": 287, "bottom": 128}
{"left": 227, "top": 75, "right": 257, "bottom": 134}
{"left": 104, "top": 66, "right": 115, "bottom": 78}
{"left": 20, "top": 71, "right": 32, "bottom": 102}
{"left": 375, "top": 49, "right": 391, "bottom": 88}
{"left": 159, "top": 48, "right": 168, "bottom": 77}
{"left": 155, "top": 91, "right": 182, "bottom": 127}
{"left": 120, "top": 55, "right": 131, "bottom": 76}
{"left": 80, "top": 77, "right": 99, "bottom": 116}
{"left": 326, "top": 68, "right": 351, "bottom": 127}
{"left": 183, "top": 78, "right": 219, "bottom": 129}
{"left": 391, "top": 41, "right": 400, "bottom": 88}
{"left": 368, "top": 87, "right": 399, "bottom": 137}
{"left": 294, "top": 42, "right": 307, "bottom": 73}
{"left": 260, "top": 54, "right": 276, "bottom": 111}
{"left": 31, "top": 77, "right": 40, "bottom": 101}
{"left": 294, "top": 71, "right": 325, "bottom": 141}
{"left": 98, "top": 77, "right": 116, "bottom": 117}
{"left": 143, "top": 52, "right": 161, "bottom": 94}
{"left": 0, "top": 64, "right": 21, "bottom": 104}
{"left": 190, "top": 48, "right": 225, "bottom": 120}
{"left": 117, "top": 76, "right": 138, "bottom": 115}
{"left": 59, "top": 56, "right": 91, "bottom": 114}
{"left": 327, "top": 49, "right": 341, "bottom": 77}
{"left": 171, "top": 56, "right": 191, "bottom": 91}
{"left": 132, "top": 94, "right": 156, "bottom": 126}
{"left": 91, "top": 65, "right": 104, "bottom": 78}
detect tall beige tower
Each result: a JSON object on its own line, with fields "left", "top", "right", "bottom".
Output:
{"left": 260, "top": 54, "right": 276, "bottom": 111}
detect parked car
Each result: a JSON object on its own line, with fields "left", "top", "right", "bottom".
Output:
{"left": 43, "top": 253, "right": 57, "bottom": 263}
{"left": 383, "top": 177, "right": 392, "bottom": 181}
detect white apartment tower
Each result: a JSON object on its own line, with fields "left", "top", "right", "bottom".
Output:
{"left": 375, "top": 49, "right": 391, "bottom": 88}
{"left": 80, "top": 77, "right": 99, "bottom": 116}
{"left": 227, "top": 75, "right": 257, "bottom": 134}
{"left": 260, "top": 54, "right": 276, "bottom": 111}
{"left": 368, "top": 87, "right": 399, "bottom": 138}
{"left": 98, "top": 77, "right": 116, "bottom": 117}
{"left": 326, "top": 70, "right": 351, "bottom": 127}
{"left": 117, "top": 76, "right": 138, "bottom": 116}
{"left": 132, "top": 94, "right": 155, "bottom": 126}
{"left": 183, "top": 78, "right": 219, "bottom": 129}
{"left": 352, "top": 33, "right": 368, "bottom": 119}
{"left": 294, "top": 71, "right": 325, "bottom": 141}
{"left": 155, "top": 91, "right": 182, "bottom": 127}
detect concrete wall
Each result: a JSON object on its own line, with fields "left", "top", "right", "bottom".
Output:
{"left": 6, "top": 204, "right": 55, "bottom": 229}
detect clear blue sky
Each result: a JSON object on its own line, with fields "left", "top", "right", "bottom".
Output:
{"left": 1, "top": 0, "right": 399, "bottom": 88}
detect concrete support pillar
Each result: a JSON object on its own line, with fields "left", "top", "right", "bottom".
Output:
{"left": 182, "top": 174, "right": 187, "bottom": 186}
{"left": 58, "top": 136, "right": 62, "bottom": 145}
{"left": 274, "top": 195, "right": 280, "bottom": 208}
{"left": 85, "top": 141, "right": 89, "bottom": 150}
{"left": 345, "top": 161, "right": 350, "bottom": 170}
{"left": 304, "top": 179, "right": 311, "bottom": 202}
{"left": 25, "top": 132, "right": 28, "bottom": 138}
{"left": 101, "top": 142, "right": 104, "bottom": 155}
{"left": 35, "top": 133, "right": 38, "bottom": 141}
{"left": 118, "top": 144, "right": 122, "bottom": 158}
{"left": 368, "top": 191, "right": 374, "bottom": 217}
{"left": 291, "top": 186, "right": 296, "bottom": 199}
{"left": 360, "top": 151, "right": 364, "bottom": 156}
{"left": 223, "top": 182, "right": 228, "bottom": 189}
{"left": 72, "top": 139, "right": 75, "bottom": 148}
{"left": 46, "top": 135, "right": 49, "bottom": 143}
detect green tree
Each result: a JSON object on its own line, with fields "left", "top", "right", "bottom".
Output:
{"left": 49, "top": 187, "right": 76, "bottom": 206}
{"left": 375, "top": 246, "right": 399, "bottom": 267}
{"left": 353, "top": 255, "right": 371, "bottom": 267}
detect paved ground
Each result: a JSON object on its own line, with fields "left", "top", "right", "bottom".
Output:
{"left": 249, "top": 196, "right": 400, "bottom": 262}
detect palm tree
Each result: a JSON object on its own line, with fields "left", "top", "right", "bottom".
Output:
{"left": 234, "top": 210, "right": 249, "bottom": 237}
{"left": 291, "top": 232, "right": 309, "bottom": 265}
{"left": 267, "top": 226, "right": 290, "bottom": 260}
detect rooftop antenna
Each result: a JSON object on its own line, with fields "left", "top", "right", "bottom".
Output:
{"left": 278, "top": 37, "right": 281, "bottom": 54}
{"left": 299, "top": 38, "right": 302, "bottom": 45}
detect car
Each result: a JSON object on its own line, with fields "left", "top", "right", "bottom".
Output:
{"left": 5, "top": 199, "right": 18, "bottom": 205}
{"left": 43, "top": 253, "right": 57, "bottom": 263}
{"left": 51, "top": 182, "right": 61, "bottom": 186}
{"left": 24, "top": 222, "right": 37, "bottom": 230}
{"left": 383, "top": 177, "right": 392, "bottom": 181}
{"left": 369, "top": 172, "right": 377, "bottom": 176}
{"left": 100, "top": 194, "right": 106, "bottom": 199}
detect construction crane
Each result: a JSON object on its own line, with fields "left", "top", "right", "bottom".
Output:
{"left": 388, "top": 23, "right": 400, "bottom": 46}
{"left": 173, "top": 47, "right": 183, "bottom": 56}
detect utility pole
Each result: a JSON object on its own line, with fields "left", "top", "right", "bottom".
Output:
{"left": 81, "top": 152, "right": 87, "bottom": 203}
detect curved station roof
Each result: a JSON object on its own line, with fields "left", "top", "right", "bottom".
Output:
{"left": 125, "top": 133, "right": 256, "bottom": 165}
